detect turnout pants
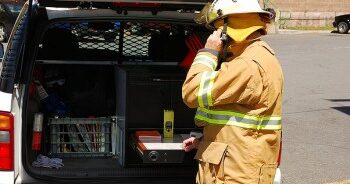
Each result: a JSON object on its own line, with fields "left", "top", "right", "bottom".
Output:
{"left": 195, "top": 125, "right": 280, "bottom": 184}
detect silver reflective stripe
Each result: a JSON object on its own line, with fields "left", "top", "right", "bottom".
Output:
{"left": 0, "top": 131, "right": 10, "bottom": 143}
{"left": 200, "top": 72, "right": 211, "bottom": 106}
{"left": 192, "top": 54, "right": 217, "bottom": 70}
{"left": 197, "top": 71, "right": 217, "bottom": 107}
{"left": 195, "top": 107, "right": 282, "bottom": 130}
{"left": 197, "top": 72, "right": 207, "bottom": 107}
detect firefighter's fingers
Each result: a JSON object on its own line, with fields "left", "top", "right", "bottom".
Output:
{"left": 182, "top": 137, "right": 196, "bottom": 152}
{"left": 183, "top": 137, "right": 195, "bottom": 146}
{"left": 205, "top": 30, "right": 223, "bottom": 52}
{"left": 183, "top": 137, "right": 200, "bottom": 152}
{"left": 184, "top": 143, "right": 196, "bottom": 152}
{"left": 213, "top": 29, "right": 222, "bottom": 38}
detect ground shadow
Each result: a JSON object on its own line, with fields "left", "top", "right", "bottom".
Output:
{"left": 327, "top": 99, "right": 350, "bottom": 116}
{"left": 330, "top": 30, "right": 339, "bottom": 33}
{"left": 332, "top": 107, "right": 350, "bottom": 115}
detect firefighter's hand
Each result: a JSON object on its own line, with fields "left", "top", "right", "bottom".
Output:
{"left": 204, "top": 29, "right": 223, "bottom": 53}
{"left": 182, "top": 137, "right": 200, "bottom": 152}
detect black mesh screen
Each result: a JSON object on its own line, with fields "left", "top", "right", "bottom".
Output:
{"left": 72, "top": 22, "right": 120, "bottom": 51}
{"left": 38, "top": 21, "right": 208, "bottom": 62}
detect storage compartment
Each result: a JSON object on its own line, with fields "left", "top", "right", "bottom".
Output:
{"left": 49, "top": 117, "right": 116, "bottom": 158}
{"left": 131, "top": 132, "right": 188, "bottom": 164}
{"left": 25, "top": 63, "right": 198, "bottom": 178}
{"left": 116, "top": 65, "right": 197, "bottom": 166}
{"left": 24, "top": 19, "right": 205, "bottom": 180}
{"left": 26, "top": 64, "right": 118, "bottom": 160}
{"left": 116, "top": 66, "right": 196, "bottom": 129}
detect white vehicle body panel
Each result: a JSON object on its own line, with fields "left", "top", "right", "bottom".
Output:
{"left": 0, "top": 171, "right": 15, "bottom": 184}
{"left": 12, "top": 86, "right": 24, "bottom": 183}
{"left": 0, "top": 91, "right": 12, "bottom": 112}
{"left": 0, "top": 91, "right": 15, "bottom": 183}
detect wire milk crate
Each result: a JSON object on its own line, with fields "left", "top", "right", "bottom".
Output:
{"left": 49, "top": 117, "right": 116, "bottom": 157}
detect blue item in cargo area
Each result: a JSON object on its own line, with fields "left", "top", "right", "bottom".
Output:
{"left": 32, "top": 154, "right": 64, "bottom": 169}
{"left": 42, "top": 93, "right": 67, "bottom": 116}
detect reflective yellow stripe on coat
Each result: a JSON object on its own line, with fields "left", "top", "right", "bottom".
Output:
{"left": 198, "top": 71, "right": 217, "bottom": 107}
{"left": 196, "top": 71, "right": 281, "bottom": 130}
{"left": 195, "top": 107, "right": 281, "bottom": 130}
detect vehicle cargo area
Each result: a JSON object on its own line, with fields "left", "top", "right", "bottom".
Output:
{"left": 24, "top": 20, "right": 209, "bottom": 179}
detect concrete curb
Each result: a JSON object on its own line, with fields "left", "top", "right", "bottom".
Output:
{"left": 275, "top": 29, "right": 335, "bottom": 34}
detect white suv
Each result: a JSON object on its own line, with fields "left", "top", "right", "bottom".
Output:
{"left": 0, "top": 0, "right": 282, "bottom": 183}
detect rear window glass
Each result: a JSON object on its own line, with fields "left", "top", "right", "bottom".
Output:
{"left": 37, "top": 20, "right": 209, "bottom": 64}
{"left": 6, "top": 3, "right": 22, "bottom": 13}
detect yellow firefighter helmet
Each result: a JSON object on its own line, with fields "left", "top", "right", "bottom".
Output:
{"left": 195, "top": 0, "right": 274, "bottom": 29}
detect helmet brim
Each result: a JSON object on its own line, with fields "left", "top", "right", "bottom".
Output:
{"left": 193, "top": 0, "right": 275, "bottom": 29}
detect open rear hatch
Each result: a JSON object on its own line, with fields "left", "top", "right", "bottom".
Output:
{"left": 38, "top": 0, "right": 207, "bottom": 10}
{"left": 23, "top": 0, "right": 209, "bottom": 182}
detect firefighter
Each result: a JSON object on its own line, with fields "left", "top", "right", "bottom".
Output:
{"left": 182, "top": 0, "right": 283, "bottom": 183}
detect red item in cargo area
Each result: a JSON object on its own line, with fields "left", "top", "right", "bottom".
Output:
{"left": 180, "top": 51, "right": 197, "bottom": 70}
{"left": 134, "top": 130, "right": 161, "bottom": 142}
{"left": 30, "top": 66, "right": 44, "bottom": 97}
{"left": 180, "top": 33, "right": 204, "bottom": 69}
{"left": 32, "top": 132, "right": 42, "bottom": 151}
{"left": 31, "top": 113, "right": 44, "bottom": 151}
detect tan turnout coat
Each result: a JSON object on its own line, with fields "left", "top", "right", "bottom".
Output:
{"left": 182, "top": 35, "right": 284, "bottom": 184}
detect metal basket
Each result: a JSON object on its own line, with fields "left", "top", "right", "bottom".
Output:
{"left": 49, "top": 117, "right": 115, "bottom": 157}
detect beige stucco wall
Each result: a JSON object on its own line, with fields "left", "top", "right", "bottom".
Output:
{"left": 266, "top": 0, "right": 350, "bottom": 28}
{"left": 274, "top": 0, "right": 350, "bottom": 12}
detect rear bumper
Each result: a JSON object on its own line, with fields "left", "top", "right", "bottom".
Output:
{"left": 333, "top": 21, "right": 337, "bottom": 27}
{"left": 0, "top": 171, "right": 14, "bottom": 184}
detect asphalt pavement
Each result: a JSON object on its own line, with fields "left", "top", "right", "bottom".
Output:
{"left": 264, "top": 32, "right": 350, "bottom": 184}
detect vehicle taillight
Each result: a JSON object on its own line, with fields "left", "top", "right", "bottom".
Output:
{"left": 112, "top": 2, "right": 161, "bottom": 8}
{"left": 0, "top": 112, "right": 14, "bottom": 171}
